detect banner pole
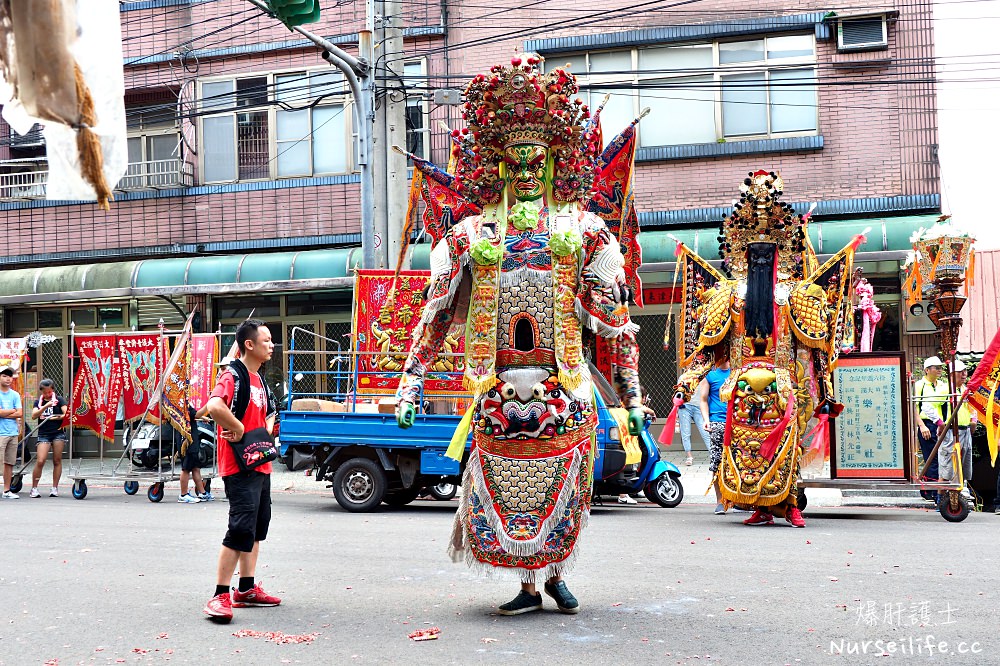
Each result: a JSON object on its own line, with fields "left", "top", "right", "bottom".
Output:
{"left": 68, "top": 322, "right": 76, "bottom": 476}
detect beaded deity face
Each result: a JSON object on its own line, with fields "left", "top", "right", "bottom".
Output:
{"left": 503, "top": 144, "right": 548, "bottom": 202}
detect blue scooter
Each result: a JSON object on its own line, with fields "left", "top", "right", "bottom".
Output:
{"left": 590, "top": 371, "right": 684, "bottom": 508}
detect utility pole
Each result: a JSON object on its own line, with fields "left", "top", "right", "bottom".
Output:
{"left": 383, "top": 0, "right": 409, "bottom": 270}
{"left": 246, "top": 0, "right": 376, "bottom": 269}
{"left": 372, "top": 0, "right": 409, "bottom": 269}
{"left": 368, "top": 0, "right": 388, "bottom": 268}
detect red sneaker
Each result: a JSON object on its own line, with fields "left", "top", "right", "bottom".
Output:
{"left": 743, "top": 509, "right": 774, "bottom": 526}
{"left": 204, "top": 592, "right": 233, "bottom": 623}
{"left": 232, "top": 583, "right": 282, "bottom": 608}
{"left": 785, "top": 506, "right": 806, "bottom": 528}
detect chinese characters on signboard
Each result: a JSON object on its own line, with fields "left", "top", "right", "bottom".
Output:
{"left": 833, "top": 355, "right": 906, "bottom": 479}
{"left": 353, "top": 270, "right": 466, "bottom": 395}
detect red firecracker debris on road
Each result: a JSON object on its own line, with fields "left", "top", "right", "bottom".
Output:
{"left": 408, "top": 627, "right": 441, "bottom": 642}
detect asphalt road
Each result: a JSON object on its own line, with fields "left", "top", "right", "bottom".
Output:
{"left": 2, "top": 484, "right": 998, "bottom": 666}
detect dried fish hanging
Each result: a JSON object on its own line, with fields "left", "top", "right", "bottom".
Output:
{"left": 0, "top": 0, "right": 127, "bottom": 209}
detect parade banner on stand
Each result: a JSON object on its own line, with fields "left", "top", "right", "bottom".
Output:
{"left": 353, "top": 270, "right": 465, "bottom": 395}
{"left": 161, "top": 335, "right": 191, "bottom": 443}
{"left": 0, "top": 337, "right": 27, "bottom": 393}
{"left": 118, "top": 334, "right": 165, "bottom": 423}
{"left": 71, "top": 335, "right": 123, "bottom": 442}
{"left": 188, "top": 334, "right": 218, "bottom": 410}
{"left": 0, "top": 337, "right": 26, "bottom": 371}
{"left": 967, "top": 327, "right": 1000, "bottom": 464}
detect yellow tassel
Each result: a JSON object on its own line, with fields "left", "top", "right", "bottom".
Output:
{"left": 462, "top": 374, "right": 495, "bottom": 395}
{"left": 558, "top": 369, "right": 586, "bottom": 391}
{"left": 609, "top": 407, "right": 642, "bottom": 464}
{"left": 446, "top": 401, "right": 476, "bottom": 461}
{"left": 968, "top": 247, "right": 976, "bottom": 289}
{"left": 987, "top": 375, "right": 1000, "bottom": 465}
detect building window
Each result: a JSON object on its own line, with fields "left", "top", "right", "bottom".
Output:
{"left": 38, "top": 309, "right": 64, "bottom": 329}
{"left": 551, "top": 33, "right": 818, "bottom": 147}
{"left": 127, "top": 134, "right": 177, "bottom": 165}
{"left": 275, "top": 71, "right": 348, "bottom": 177}
{"left": 403, "top": 61, "right": 430, "bottom": 161}
{"left": 99, "top": 307, "right": 126, "bottom": 327}
{"left": 123, "top": 105, "right": 186, "bottom": 189}
{"left": 70, "top": 307, "right": 98, "bottom": 328}
{"left": 199, "top": 70, "right": 352, "bottom": 183}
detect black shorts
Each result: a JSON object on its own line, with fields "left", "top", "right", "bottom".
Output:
{"left": 181, "top": 442, "right": 201, "bottom": 472}
{"left": 222, "top": 471, "right": 271, "bottom": 553}
{"left": 37, "top": 431, "right": 67, "bottom": 445}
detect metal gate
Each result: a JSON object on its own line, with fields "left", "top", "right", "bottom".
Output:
{"left": 39, "top": 337, "right": 65, "bottom": 392}
{"left": 288, "top": 323, "right": 318, "bottom": 398}
{"left": 633, "top": 311, "right": 678, "bottom": 418}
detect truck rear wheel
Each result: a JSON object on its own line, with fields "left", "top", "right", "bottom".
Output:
{"left": 383, "top": 486, "right": 421, "bottom": 507}
{"left": 429, "top": 483, "right": 457, "bottom": 501}
{"left": 333, "top": 457, "right": 387, "bottom": 512}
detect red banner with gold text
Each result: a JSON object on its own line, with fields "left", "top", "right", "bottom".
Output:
{"left": 188, "top": 334, "right": 218, "bottom": 410}
{"left": 71, "top": 335, "right": 123, "bottom": 442}
{"left": 118, "top": 334, "right": 165, "bottom": 423}
{"left": 353, "top": 270, "right": 465, "bottom": 395}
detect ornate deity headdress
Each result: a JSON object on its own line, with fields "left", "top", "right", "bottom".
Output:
{"left": 457, "top": 54, "right": 600, "bottom": 205}
{"left": 718, "top": 170, "right": 809, "bottom": 279}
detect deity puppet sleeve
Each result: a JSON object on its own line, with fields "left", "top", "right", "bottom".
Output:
{"left": 397, "top": 228, "right": 472, "bottom": 406}
{"left": 674, "top": 353, "right": 715, "bottom": 402}
{"left": 575, "top": 215, "right": 643, "bottom": 409}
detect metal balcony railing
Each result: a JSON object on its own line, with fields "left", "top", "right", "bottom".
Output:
{"left": 116, "top": 158, "right": 194, "bottom": 190}
{"left": 0, "top": 158, "right": 195, "bottom": 200}
{"left": 0, "top": 169, "right": 47, "bottom": 200}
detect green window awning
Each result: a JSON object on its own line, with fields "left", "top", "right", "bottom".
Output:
{"left": 0, "top": 247, "right": 358, "bottom": 304}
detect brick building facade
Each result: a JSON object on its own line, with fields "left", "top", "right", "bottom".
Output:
{"left": 0, "top": 0, "right": 943, "bottom": 426}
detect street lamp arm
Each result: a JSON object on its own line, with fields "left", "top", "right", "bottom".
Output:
{"left": 245, "top": 0, "right": 369, "bottom": 77}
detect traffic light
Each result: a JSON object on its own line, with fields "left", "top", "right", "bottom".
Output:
{"left": 265, "top": 0, "right": 320, "bottom": 29}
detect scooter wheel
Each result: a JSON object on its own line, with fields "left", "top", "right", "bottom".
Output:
{"left": 643, "top": 473, "right": 684, "bottom": 508}
{"left": 10, "top": 474, "right": 23, "bottom": 494}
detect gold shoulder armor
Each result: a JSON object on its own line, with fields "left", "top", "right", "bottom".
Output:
{"left": 698, "top": 282, "right": 734, "bottom": 347}
{"left": 789, "top": 282, "right": 830, "bottom": 348}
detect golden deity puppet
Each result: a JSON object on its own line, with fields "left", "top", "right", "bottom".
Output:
{"left": 394, "top": 55, "right": 645, "bottom": 582}
{"left": 671, "top": 171, "right": 863, "bottom": 513}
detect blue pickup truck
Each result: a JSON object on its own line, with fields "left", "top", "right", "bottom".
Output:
{"left": 279, "top": 333, "right": 682, "bottom": 512}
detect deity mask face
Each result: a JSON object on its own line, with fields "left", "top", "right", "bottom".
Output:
{"left": 503, "top": 144, "right": 548, "bottom": 202}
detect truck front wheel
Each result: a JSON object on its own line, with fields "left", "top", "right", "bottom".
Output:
{"left": 332, "top": 457, "right": 387, "bottom": 512}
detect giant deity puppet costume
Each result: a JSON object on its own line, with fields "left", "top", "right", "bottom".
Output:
{"left": 670, "top": 171, "right": 862, "bottom": 527}
{"left": 394, "top": 56, "right": 645, "bottom": 614}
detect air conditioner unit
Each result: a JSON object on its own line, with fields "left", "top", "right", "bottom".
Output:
{"left": 838, "top": 16, "right": 888, "bottom": 51}
{"left": 903, "top": 299, "right": 937, "bottom": 334}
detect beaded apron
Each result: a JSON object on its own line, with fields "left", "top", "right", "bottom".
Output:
{"left": 449, "top": 216, "right": 595, "bottom": 581}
